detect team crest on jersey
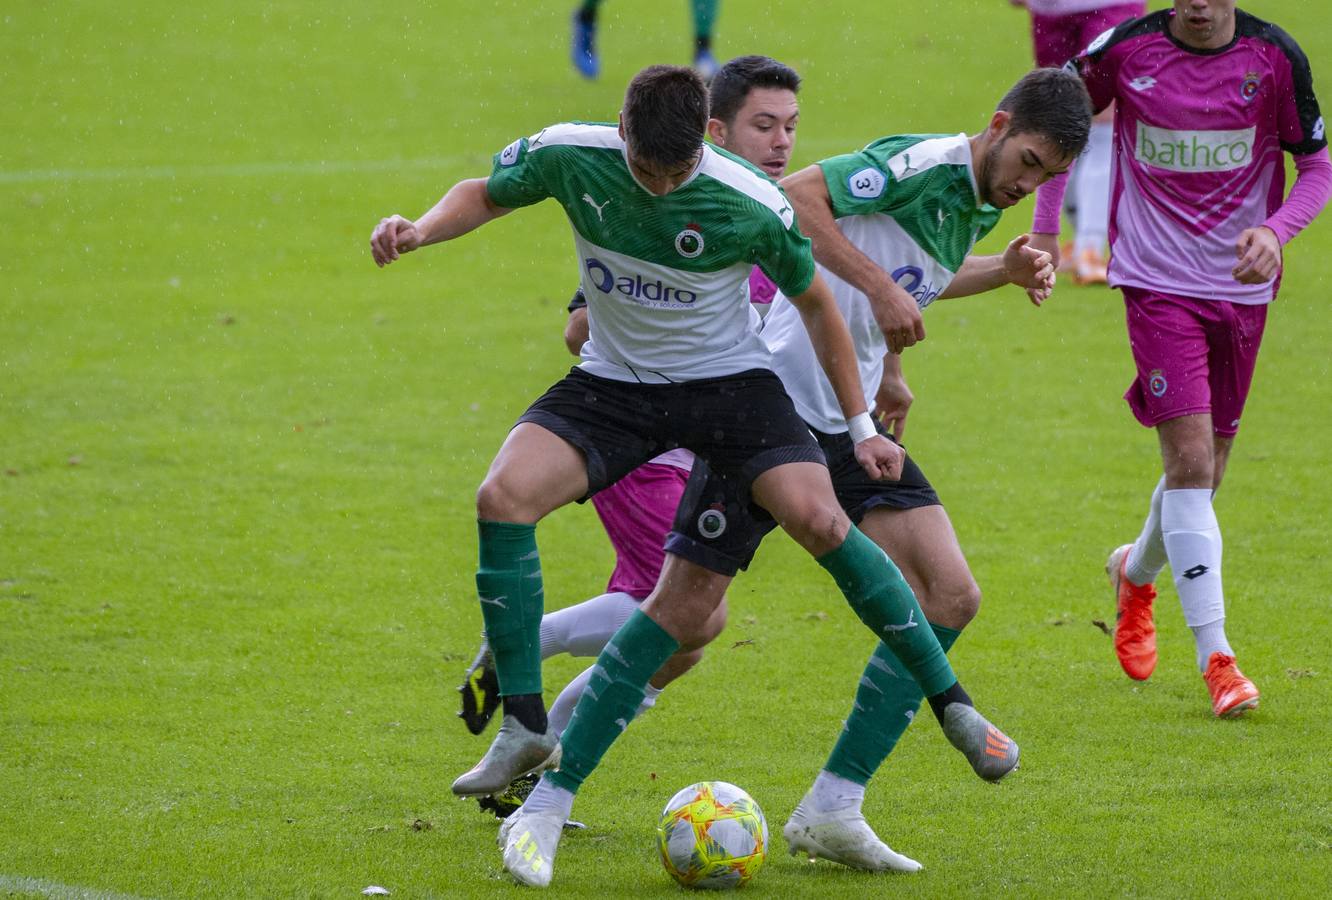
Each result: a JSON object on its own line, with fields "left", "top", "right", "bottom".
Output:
{"left": 697, "top": 506, "right": 727, "bottom": 539}
{"left": 675, "top": 225, "right": 705, "bottom": 258}
{"left": 499, "top": 139, "right": 522, "bottom": 167}
{"left": 1149, "top": 369, "right": 1168, "bottom": 398}
{"left": 1240, "top": 72, "right": 1261, "bottom": 103}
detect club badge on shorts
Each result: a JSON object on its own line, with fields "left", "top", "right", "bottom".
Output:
{"left": 1149, "top": 369, "right": 1168, "bottom": 398}
{"left": 697, "top": 506, "right": 727, "bottom": 539}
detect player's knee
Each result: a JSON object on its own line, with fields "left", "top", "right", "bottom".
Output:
{"left": 475, "top": 474, "right": 539, "bottom": 523}
{"left": 939, "top": 579, "right": 981, "bottom": 628}
{"left": 781, "top": 501, "right": 850, "bottom": 557}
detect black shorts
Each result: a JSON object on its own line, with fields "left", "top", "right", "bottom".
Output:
{"left": 665, "top": 422, "right": 941, "bottom": 576}
{"left": 516, "top": 367, "right": 825, "bottom": 501}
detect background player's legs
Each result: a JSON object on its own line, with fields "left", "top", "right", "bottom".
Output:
{"left": 690, "top": 0, "right": 720, "bottom": 78}
{"left": 1072, "top": 106, "right": 1114, "bottom": 283}
{"left": 570, "top": 0, "right": 603, "bottom": 78}
{"left": 453, "top": 424, "right": 588, "bottom": 798}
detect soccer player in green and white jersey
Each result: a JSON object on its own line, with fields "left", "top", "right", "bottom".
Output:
{"left": 511, "top": 67, "right": 1091, "bottom": 878}
{"left": 370, "top": 65, "right": 1018, "bottom": 888}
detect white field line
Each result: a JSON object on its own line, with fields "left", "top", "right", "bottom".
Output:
{"left": 0, "top": 874, "right": 155, "bottom": 900}
{"left": 0, "top": 155, "right": 478, "bottom": 185}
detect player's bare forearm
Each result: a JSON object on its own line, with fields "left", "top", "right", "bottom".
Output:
{"left": 783, "top": 166, "right": 924, "bottom": 352}
{"left": 788, "top": 274, "right": 869, "bottom": 421}
{"left": 939, "top": 254, "right": 1008, "bottom": 299}
{"left": 414, "top": 178, "right": 514, "bottom": 245}
{"left": 370, "top": 178, "right": 514, "bottom": 267}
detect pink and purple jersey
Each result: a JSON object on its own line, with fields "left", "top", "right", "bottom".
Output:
{"left": 748, "top": 266, "right": 778, "bottom": 307}
{"left": 1064, "top": 9, "right": 1327, "bottom": 304}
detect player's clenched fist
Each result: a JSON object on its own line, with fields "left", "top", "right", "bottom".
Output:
{"left": 853, "top": 434, "right": 904, "bottom": 482}
{"left": 370, "top": 215, "right": 423, "bottom": 267}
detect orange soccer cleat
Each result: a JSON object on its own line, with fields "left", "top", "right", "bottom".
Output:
{"left": 1075, "top": 247, "right": 1109, "bottom": 285}
{"left": 1107, "top": 544, "right": 1158, "bottom": 681}
{"left": 1204, "top": 653, "right": 1260, "bottom": 718}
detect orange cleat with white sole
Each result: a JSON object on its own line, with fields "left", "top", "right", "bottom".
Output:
{"left": 1075, "top": 247, "right": 1109, "bottom": 285}
{"left": 1204, "top": 653, "right": 1260, "bottom": 718}
{"left": 1107, "top": 544, "right": 1158, "bottom": 681}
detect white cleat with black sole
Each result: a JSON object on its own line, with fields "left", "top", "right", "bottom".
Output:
{"left": 451, "top": 715, "right": 561, "bottom": 798}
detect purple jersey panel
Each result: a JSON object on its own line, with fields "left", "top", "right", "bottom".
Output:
{"left": 591, "top": 461, "right": 691, "bottom": 599}
{"left": 1072, "top": 10, "right": 1326, "bottom": 303}
{"left": 1030, "top": 2, "right": 1144, "bottom": 69}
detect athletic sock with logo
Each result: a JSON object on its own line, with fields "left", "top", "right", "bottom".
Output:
{"left": 546, "top": 663, "right": 662, "bottom": 737}
{"left": 1161, "top": 489, "right": 1233, "bottom": 670}
{"left": 476, "top": 520, "right": 545, "bottom": 701}
{"left": 1125, "top": 476, "right": 1168, "bottom": 586}
{"left": 816, "top": 526, "right": 957, "bottom": 697}
{"left": 824, "top": 624, "right": 962, "bottom": 784}
{"left": 546, "top": 609, "right": 679, "bottom": 793}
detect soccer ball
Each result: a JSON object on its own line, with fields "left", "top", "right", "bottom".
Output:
{"left": 656, "top": 781, "right": 768, "bottom": 889}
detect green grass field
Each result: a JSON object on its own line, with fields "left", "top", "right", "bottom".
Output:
{"left": 3, "top": 1, "right": 1331, "bottom": 896}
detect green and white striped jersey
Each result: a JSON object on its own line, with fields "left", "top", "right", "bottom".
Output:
{"left": 761, "top": 133, "right": 1003, "bottom": 432}
{"left": 486, "top": 123, "right": 816, "bottom": 383}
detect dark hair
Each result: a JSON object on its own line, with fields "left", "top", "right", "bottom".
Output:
{"left": 708, "top": 55, "right": 802, "bottom": 125}
{"left": 997, "top": 67, "right": 1093, "bottom": 158}
{"left": 623, "top": 65, "right": 709, "bottom": 168}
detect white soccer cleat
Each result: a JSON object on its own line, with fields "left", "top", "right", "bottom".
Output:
{"left": 451, "top": 715, "right": 561, "bottom": 798}
{"left": 499, "top": 807, "right": 566, "bottom": 888}
{"left": 783, "top": 799, "right": 922, "bottom": 873}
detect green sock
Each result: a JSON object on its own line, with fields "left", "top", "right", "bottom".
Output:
{"left": 825, "top": 624, "right": 962, "bottom": 784}
{"left": 475, "top": 520, "right": 544, "bottom": 696}
{"left": 690, "top": 0, "right": 718, "bottom": 41}
{"left": 547, "top": 609, "right": 679, "bottom": 793}
{"left": 817, "top": 526, "right": 957, "bottom": 696}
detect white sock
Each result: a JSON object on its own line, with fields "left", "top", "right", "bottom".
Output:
{"left": 1073, "top": 122, "right": 1112, "bottom": 256}
{"left": 521, "top": 776, "right": 575, "bottom": 820}
{"left": 1191, "top": 619, "right": 1234, "bottom": 671}
{"left": 548, "top": 667, "right": 665, "bottom": 737}
{"left": 539, "top": 591, "right": 640, "bottom": 659}
{"left": 1125, "top": 476, "right": 1168, "bottom": 586}
{"left": 808, "top": 770, "right": 865, "bottom": 814}
{"left": 1161, "top": 489, "right": 1229, "bottom": 671}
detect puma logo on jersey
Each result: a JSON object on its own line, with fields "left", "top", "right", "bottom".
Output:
{"left": 583, "top": 193, "right": 612, "bottom": 221}
{"left": 899, "top": 153, "right": 918, "bottom": 176}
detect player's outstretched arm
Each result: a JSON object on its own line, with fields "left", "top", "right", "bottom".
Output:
{"left": 782, "top": 165, "right": 924, "bottom": 353}
{"left": 369, "top": 178, "right": 513, "bottom": 267}
{"left": 789, "top": 273, "right": 904, "bottom": 482}
{"left": 940, "top": 234, "right": 1056, "bottom": 305}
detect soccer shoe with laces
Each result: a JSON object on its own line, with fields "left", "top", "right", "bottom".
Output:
{"left": 783, "top": 799, "right": 922, "bottom": 872}
{"left": 451, "top": 715, "right": 561, "bottom": 798}
{"left": 941, "top": 703, "right": 1019, "bottom": 782}
{"left": 1204, "top": 653, "right": 1260, "bottom": 718}
{"left": 457, "top": 639, "right": 500, "bottom": 735}
{"left": 499, "top": 807, "right": 565, "bottom": 888}
{"left": 478, "top": 773, "right": 538, "bottom": 819}
{"left": 1108, "top": 544, "right": 1158, "bottom": 681}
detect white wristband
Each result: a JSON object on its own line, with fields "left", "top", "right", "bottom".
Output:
{"left": 847, "top": 412, "right": 877, "bottom": 444}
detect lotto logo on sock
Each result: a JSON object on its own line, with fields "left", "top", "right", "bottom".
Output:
{"left": 1182, "top": 564, "right": 1210, "bottom": 580}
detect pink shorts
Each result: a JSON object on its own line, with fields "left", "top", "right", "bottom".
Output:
{"left": 1122, "top": 287, "right": 1268, "bottom": 437}
{"left": 1031, "top": 3, "right": 1145, "bottom": 68}
{"left": 591, "top": 461, "right": 689, "bottom": 598}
